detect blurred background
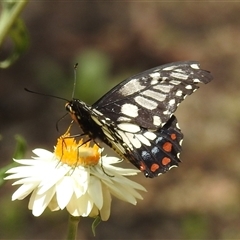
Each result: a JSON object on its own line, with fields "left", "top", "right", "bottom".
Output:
{"left": 1, "top": 2, "right": 240, "bottom": 239}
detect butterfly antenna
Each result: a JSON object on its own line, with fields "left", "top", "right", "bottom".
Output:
{"left": 24, "top": 88, "right": 69, "bottom": 102}
{"left": 72, "top": 63, "right": 78, "bottom": 99}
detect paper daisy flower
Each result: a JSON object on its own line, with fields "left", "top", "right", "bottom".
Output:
{"left": 5, "top": 130, "right": 146, "bottom": 220}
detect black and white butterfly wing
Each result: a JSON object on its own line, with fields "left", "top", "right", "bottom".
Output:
{"left": 93, "top": 61, "right": 213, "bottom": 129}
{"left": 110, "top": 115, "right": 183, "bottom": 178}
{"left": 66, "top": 61, "right": 212, "bottom": 178}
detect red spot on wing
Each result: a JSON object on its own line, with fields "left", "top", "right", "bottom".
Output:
{"left": 150, "top": 163, "right": 160, "bottom": 172}
{"left": 139, "top": 162, "right": 146, "bottom": 171}
{"left": 162, "top": 157, "right": 171, "bottom": 166}
{"left": 163, "top": 142, "right": 172, "bottom": 152}
{"left": 171, "top": 133, "right": 177, "bottom": 140}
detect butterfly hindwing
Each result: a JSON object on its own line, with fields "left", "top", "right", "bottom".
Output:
{"left": 111, "top": 115, "right": 183, "bottom": 178}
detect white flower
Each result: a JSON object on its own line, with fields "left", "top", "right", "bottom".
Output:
{"left": 5, "top": 130, "right": 146, "bottom": 220}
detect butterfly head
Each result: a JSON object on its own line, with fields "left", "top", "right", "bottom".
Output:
{"left": 65, "top": 100, "right": 80, "bottom": 123}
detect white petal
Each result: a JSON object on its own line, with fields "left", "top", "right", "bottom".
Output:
{"left": 72, "top": 169, "right": 89, "bottom": 198}
{"left": 56, "top": 176, "right": 74, "bottom": 209}
{"left": 100, "top": 184, "right": 112, "bottom": 221}
{"left": 12, "top": 177, "right": 40, "bottom": 185}
{"left": 37, "top": 165, "right": 69, "bottom": 194}
{"left": 48, "top": 195, "right": 60, "bottom": 211}
{"left": 12, "top": 182, "right": 37, "bottom": 200}
{"left": 88, "top": 176, "right": 103, "bottom": 209}
{"left": 112, "top": 175, "right": 147, "bottom": 192}
{"left": 102, "top": 156, "right": 122, "bottom": 164}
{"left": 77, "top": 193, "right": 94, "bottom": 216}
{"left": 66, "top": 193, "right": 80, "bottom": 216}
{"left": 89, "top": 205, "right": 100, "bottom": 218}
{"left": 32, "top": 148, "right": 53, "bottom": 158}
{"left": 103, "top": 181, "right": 139, "bottom": 205}
{"left": 29, "top": 187, "right": 55, "bottom": 217}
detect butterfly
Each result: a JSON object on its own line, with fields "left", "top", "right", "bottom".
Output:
{"left": 65, "top": 61, "right": 213, "bottom": 178}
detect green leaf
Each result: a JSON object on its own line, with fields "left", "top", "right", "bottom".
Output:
{"left": 13, "top": 134, "right": 27, "bottom": 159}
{"left": 92, "top": 216, "right": 102, "bottom": 236}
{"left": 0, "top": 1, "right": 29, "bottom": 68}
{"left": 0, "top": 134, "right": 27, "bottom": 187}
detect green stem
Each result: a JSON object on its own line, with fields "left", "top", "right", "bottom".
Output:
{"left": 0, "top": 0, "right": 29, "bottom": 47}
{"left": 66, "top": 215, "right": 80, "bottom": 240}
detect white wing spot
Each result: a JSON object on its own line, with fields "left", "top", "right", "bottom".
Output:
{"left": 149, "top": 72, "right": 160, "bottom": 85}
{"left": 121, "top": 103, "right": 139, "bottom": 117}
{"left": 126, "top": 132, "right": 141, "bottom": 148}
{"left": 162, "top": 65, "right": 176, "bottom": 71}
{"left": 117, "top": 116, "right": 131, "bottom": 122}
{"left": 151, "top": 79, "right": 159, "bottom": 85}
{"left": 135, "top": 134, "right": 151, "bottom": 146}
{"left": 153, "top": 84, "right": 174, "bottom": 93}
{"left": 116, "top": 130, "right": 133, "bottom": 150}
{"left": 190, "top": 63, "right": 199, "bottom": 69}
{"left": 119, "top": 78, "right": 145, "bottom": 96}
{"left": 149, "top": 72, "right": 160, "bottom": 80}
{"left": 153, "top": 115, "right": 162, "bottom": 126}
{"left": 176, "top": 122, "right": 181, "bottom": 129}
{"left": 194, "top": 78, "right": 200, "bottom": 83}
{"left": 91, "top": 115, "right": 103, "bottom": 126}
{"left": 93, "top": 109, "right": 103, "bottom": 115}
{"left": 117, "top": 123, "right": 141, "bottom": 133}
{"left": 142, "top": 89, "right": 166, "bottom": 102}
{"left": 163, "top": 109, "right": 171, "bottom": 115}
{"left": 185, "top": 85, "right": 193, "bottom": 89}
{"left": 111, "top": 141, "right": 126, "bottom": 154}
{"left": 134, "top": 96, "right": 158, "bottom": 110}
{"left": 143, "top": 131, "right": 157, "bottom": 140}
{"left": 170, "top": 72, "right": 188, "bottom": 80}
{"left": 174, "top": 68, "right": 185, "bottom": 73}
{"left": 102, "top": 126, "right": 115, "bottom": 141}
{"left": 170, "top": 80, "right": 181, "bottom": 85}
{"left": 169, "top": 99, "right": 176, "bottom": 106}
{"left": 169, "top": 165, "right": 178, "bottom": 170}
{"left": 176, "top": 90, "right": 183, "bottom": 97}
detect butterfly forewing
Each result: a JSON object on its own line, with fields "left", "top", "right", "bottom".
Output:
{"left": 93, "top": 61, "right": 213, "bottom": 129}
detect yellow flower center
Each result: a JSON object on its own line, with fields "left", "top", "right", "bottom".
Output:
{"left": 54, "top": 129, "right": 101, "bottom": 167}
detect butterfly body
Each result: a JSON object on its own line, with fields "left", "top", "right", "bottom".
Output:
{"left": 65, "top": 61, "right": 213, "bottom": 178}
